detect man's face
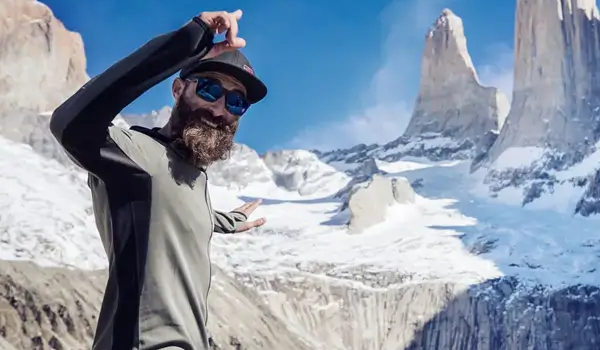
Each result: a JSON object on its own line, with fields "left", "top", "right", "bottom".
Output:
{"left": 170, "top": 71, "right": 247, "bottom": 166}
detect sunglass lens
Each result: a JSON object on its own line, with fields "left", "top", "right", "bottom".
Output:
{"left": 225, "top": 92, "right": 250, "bottom": 116}
{"left": 196, "top": 79, "right": 223, "bottom": 102}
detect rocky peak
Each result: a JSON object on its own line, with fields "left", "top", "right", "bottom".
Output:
{"left": 403, "top": 9, "right": 509, "bottom": 141}
{"left": 485, "top": 0, "right": 600, "bottom": 166}
{"left": 0, "top": 0, "right": 88, "bottom": 114}
{"left": 0, "top": 0, "right": 90, "bottom": 166}
{"left": 428, "top": 8, "right": 475, "bottom": 76}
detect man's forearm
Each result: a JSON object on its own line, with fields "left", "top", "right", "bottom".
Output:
{"left": 49, "top": 16, "right": 214, "bottom": 167}
{"left": 214, "top": 210, "right": 247, "bottom": 234}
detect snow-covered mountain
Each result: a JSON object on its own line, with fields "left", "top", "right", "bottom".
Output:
{"left": 2, "top": 0, "right": 600, "bottom": 349}
{"left": 120, "top": 106, "right": 172, "bottom": 129}
{"left": 312, "top": 1, "right": 600, "bottom": 217}
{"left": 3, "top": 128, "right": 600, "bottom": 349}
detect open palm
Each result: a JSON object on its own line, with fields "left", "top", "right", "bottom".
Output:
{"left": 232, "top": 199, "right": 266, "bottom": 233}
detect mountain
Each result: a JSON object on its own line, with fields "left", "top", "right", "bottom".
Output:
{"left": 486, "top": 0, "right": 600, "bottom": 164}
{"left": 311, "top": 10, "right": 511, "bottom": 177}
{"left": 2, "top": 1, "right": 600, "bottom": 349}
{"left": 0, "top": 0, "right": 88, "bottom": 167}
{"left": 404, "top": 9, "right": 509, "bottom": 141}
{"left": 0, "top": 0, "right": 88, "bottom": 115}
{"left": 475, "top": 0, "right": 600, "bottom": 214}
{"left": 0, "top": 0, "right": 129, "bottom": 168}
{"left": 314, "top": 3, "right": 600, "bottom": 216}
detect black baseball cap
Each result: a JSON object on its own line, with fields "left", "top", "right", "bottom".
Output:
{"left": 179, "top": 50, "right": 267, "bottom": 104}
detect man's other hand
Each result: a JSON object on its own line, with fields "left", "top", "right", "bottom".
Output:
{"left": 232, "top": 199, "right": 266, "bottom": 233}
{"left": 199, "top": 10, "right": 246, "bottom": 59}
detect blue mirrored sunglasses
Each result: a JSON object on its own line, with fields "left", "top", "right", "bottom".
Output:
{"left": 188, "top": 77, "right": 250, "bottom": 117}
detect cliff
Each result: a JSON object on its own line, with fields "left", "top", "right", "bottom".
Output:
{"left": 479, "top": 0, "right": 600, "bottom": 213}
{"left": 0, "top": 260, "right": 314, "bottom": 350}
{"left": 0, "top": 0, "right": 88, "bottom": 114}
{"left": 4, "top": 258, "right": 599, "bottom": 350}
{"left": 486, "top": 0, "right": 600, "bottom": 164}
{"left": 240, "top": 273, "right": 600, "bottom": 350}
{"left": 0, "top": 0, "right": 130, "bottom": 167}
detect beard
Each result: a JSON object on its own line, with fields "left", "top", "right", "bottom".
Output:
{"left": 170, "top": 97, "right": 238, "bottom": 167}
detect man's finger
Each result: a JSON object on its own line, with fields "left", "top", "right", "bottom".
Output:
{"left": 250, "top": 217, "right": 266, "bottom": 228}
{"left": 209, "top": 12, "right": 229, "bottom": 35}
{"left": 205, "top": 38, "right": 246, "bottom": 59}
{"left": 236, "top": 218, "right": 266, "bottom": 232}
{"left": 232, "top": 9, "right": 243, "bottom": 19}
{"left": 238, "top": 201, "right": 253, "bottom": 211}
{"left": 226, "top": 14, "right": 239, "bottom": 44}
{"left": 244, "top": 199, "right": 262, "bottom": 213}
{"left": 235, "top": 201, "right": 252, "bottom": 212}
{"left": 236, "top": 199, "right": 262, "bottom": 212}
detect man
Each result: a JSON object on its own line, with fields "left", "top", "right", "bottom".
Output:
{"left": 50, "top": 9, "right": 267, "bottom": 350}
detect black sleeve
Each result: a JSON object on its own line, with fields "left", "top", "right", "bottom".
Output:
{"left": 49, "top": 17, "right": 214, "bottom": 172}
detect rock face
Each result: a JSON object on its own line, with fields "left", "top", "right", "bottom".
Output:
{"left": 0, "top": 0, "right": 91, "bottom": 167}
{"left": 346, "top": 175, "right": 415, "bottom": 233}
{"left": 486, "top": 0, "right": 600, "bottom": 164}
{"left": 404, "top": 9, "right": 509, "bottom": 141}
{"left": 575, "top": 168, "right": 600, "bottom": 216}
{"left": 0, "top": 261, "right": 104, "bottom": 350}
{"left": 0, "top": 0, "right": 88, "bottom": 114}
{"left": 241, "top": 273, "right": 600, "bottom": 350}
{"left": 0, "top": 260, "right": 313, "bottom": 350}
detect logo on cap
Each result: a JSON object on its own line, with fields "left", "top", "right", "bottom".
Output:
{"left": 243, "top": 64, "right": 254, "bottom": 75}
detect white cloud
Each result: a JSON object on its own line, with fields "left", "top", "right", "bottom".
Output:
{"left": 477, "top": 43, "right": 515, "bottom": 102}
{"left": 287, "top": 0, "right": 454, "bottom": 151}
{"left": 287, "top": 102, "right": 412, "bottom": 150}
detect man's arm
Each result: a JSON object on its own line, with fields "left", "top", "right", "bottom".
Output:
{"left": 213, "top": 210, "right": 247, "bottom": 234}
{"left": 213, "top": 199, "right": 266, "bottom": 234}
{"left": 49, "top": 17, "right": 214, "bottom": 171}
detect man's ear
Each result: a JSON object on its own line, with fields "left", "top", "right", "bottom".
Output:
{"left": 172, "top": 78, "right": 186, "bottom": 100}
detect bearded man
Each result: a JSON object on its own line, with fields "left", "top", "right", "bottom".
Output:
{"left": 50, "top": 9, "right": 266, "bottom": 350}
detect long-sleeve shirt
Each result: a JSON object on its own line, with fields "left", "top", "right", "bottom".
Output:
{"left": 49, "top": 16, "right": 247, "bottom": 350}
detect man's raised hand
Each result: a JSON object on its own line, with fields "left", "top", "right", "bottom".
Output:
{"left": 199, "top": 10, "right": 246, "bottom": 59}
{"left": 233, "top": 199, "right": 266, "bottom": 233}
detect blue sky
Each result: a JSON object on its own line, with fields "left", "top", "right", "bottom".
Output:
{"left": 44, "top": 0, "right": 515, "bottom": 153}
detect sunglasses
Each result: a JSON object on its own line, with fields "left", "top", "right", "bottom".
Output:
{"left": 187, "top": 77, "right": 250, "bottom": 117}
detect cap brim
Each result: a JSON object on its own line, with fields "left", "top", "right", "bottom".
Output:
{"left": 182, "top": 60, "right": 267, "bottom": 104}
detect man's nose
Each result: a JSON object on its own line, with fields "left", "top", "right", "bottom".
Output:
{"left": 206, "top": 100, "right": 226, "bottom": 117}
{"left": 207, "top": 101, "right": 236, "bottom": 125}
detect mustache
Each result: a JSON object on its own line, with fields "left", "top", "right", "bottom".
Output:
{"left": 181, "top": 106, "right": 237, "bottom": 129}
